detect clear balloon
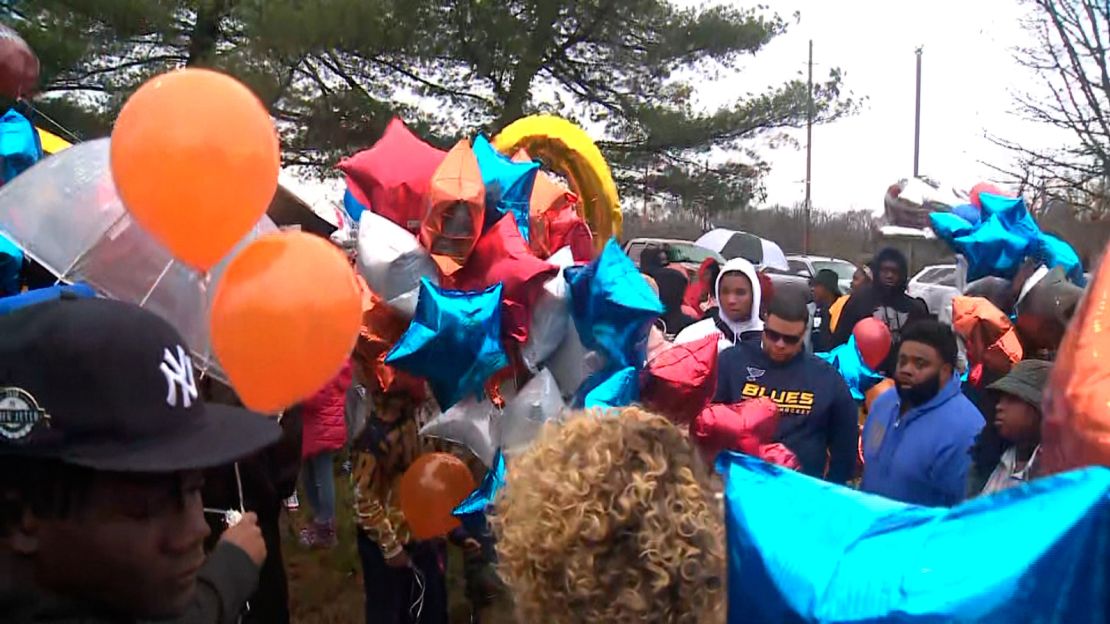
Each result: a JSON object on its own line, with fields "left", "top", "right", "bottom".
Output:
{"left": 111, "top": 69, "right": 280, "bottom": 271}
{"left": 546, "top": 321, "right": 606, "bottom": 401}
{"left": 210, "top": 231, "right": 363, "bottom": 413}
{"left": 356, "top": 210, "right": 438, "bottom": 319}
{"left": 398, "top": 452, "right": 476, "bottom": 540}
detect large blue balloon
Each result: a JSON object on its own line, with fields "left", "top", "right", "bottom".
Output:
{"left": 719, "top": 452, "right": 1110, "bottom": 624}
{"left": 928, "top": 194, "right": 1082, "bottom": 282}
{"left": 951, "top": 203, "right": 981, "bottom": 226}
{"left": 1039, "top": 231, "right": 1086, "bottom": 286}
{"left": 453, "top": 447, "right": 506, "bottom": 536}
{"left": 815, "top": 336, "right": 884, "bottom": 402}
{"left": 386, "top": 278, "right": 508, "bottom": 411}
{"left": 473, "top": 134, "right": 539, "bottom": 241}
{"left": 564, "top": 239, "right": 664, "bottom": 369}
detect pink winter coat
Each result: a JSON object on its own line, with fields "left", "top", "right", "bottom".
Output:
{"left": 301, "top": 361, "right": 353, "bottom": 459}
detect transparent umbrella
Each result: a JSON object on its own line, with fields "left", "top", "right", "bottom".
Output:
{"left": 0, "top": 138, "right": 276, "bottom": 381}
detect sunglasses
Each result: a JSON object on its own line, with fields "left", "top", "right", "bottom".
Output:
{"left": 764, "top": 327, "right": 804, "bottom": 346}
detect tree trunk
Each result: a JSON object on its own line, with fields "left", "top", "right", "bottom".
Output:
{"left": 187, "top": 0, "right": 232, "bottom": 66}
{"left": 492, "top": 1, "right": 560, "bottom": 130}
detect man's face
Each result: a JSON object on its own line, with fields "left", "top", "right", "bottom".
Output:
{"left": 994, "top": 393, "right": 1041, "bottom": 445}
{"left": 762, "top": 314, "right": 807, "bottom": 363}
{"left": 851, "top": 269, "right": 870, "bottom": 293}
{"left": 895, "top": 341, "right": 951, "bottom": 406}
{"left": 718, "top": 273, "right": 753, "bottom": 323}
{"left": 878, "top": 260, "right": 901, "bottom": 289}
{"left": 812, "top": 283, "right": 833, "bottom": 306}
{"left": 29, "top": 470, "right": 210, "bottom": 619}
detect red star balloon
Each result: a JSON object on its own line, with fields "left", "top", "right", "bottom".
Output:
{"left": 421, "top": 140, "right": 486, "bottom": 276}
{"left": 536, "top": 202, "right": 593, "bottom": 262}
{"left": 338, "top": 118, "right": 446, "bottom": 232}
{"left": 640, "top": 333, "right": 718, "bottom": 425}
{"left": 1039, "top": 242, "right": 1110, "bottom": 476}
{"left": 450, "top": 215, "right": 558, "bottom": 345}
{"left": 692, "top": 399, "right": 779, "bottom": 460}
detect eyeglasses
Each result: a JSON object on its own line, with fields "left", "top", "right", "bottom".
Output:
{"left": 764, "top": 327, "right": 804, "bottom": 346}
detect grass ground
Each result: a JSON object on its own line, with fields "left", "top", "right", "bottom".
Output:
{"left": 282, "top": 467, "right": 507, "bottom": 623}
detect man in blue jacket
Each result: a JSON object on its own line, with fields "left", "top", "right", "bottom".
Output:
{"left": 861, "top": 320, "right": 984, "bottom": 506}
{"left": 714, "top": 293, "right": 859, "bottom": 484}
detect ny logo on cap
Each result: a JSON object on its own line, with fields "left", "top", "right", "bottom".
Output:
{"left": 160, "top": 346, "right": 198, "bottom": 409}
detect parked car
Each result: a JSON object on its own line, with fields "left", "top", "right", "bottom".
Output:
{"left": 908, "top": 264, "right": 962, "bottom": 318}
{"left": 783, "top": 255, "right": 858, "bottom": 294}
{"left": 622, "top": 238, "right": 725, "bottom": 275}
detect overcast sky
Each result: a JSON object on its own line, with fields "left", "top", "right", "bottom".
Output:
{"left": 675, "top": 0, "right": 1069, "bottom": 213}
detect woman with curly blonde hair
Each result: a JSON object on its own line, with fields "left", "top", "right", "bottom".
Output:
{"left": 493, "top": 408, "right": 726, "bottom": 623}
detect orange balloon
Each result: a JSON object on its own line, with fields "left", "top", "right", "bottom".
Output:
{"left": 1039, "top": 244, "right": 1110, "bottom": 476}
{"left": 111, "top": 68, "right": 280, "bottom": 271}
{"left": 865, "top": 378, "right": 896, "bottom": 413}
{"left": 398, "top": 452, "right": 476, "bottom": 540}
{"left": 210, "top": 231, "right": 362, "bottom": 413}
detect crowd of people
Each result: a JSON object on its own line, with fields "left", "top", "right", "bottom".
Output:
{"left": 0, "top": 236, "right": 1090, "bottom": 623}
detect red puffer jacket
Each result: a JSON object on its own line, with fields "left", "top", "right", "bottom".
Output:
{"left": 301, "top": 361, "right": 353, "bottom": 459}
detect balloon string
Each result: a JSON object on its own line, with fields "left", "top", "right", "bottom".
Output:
{"left": 234, "top": 461, "right": 245, "bottom": 513}
{"left": 139, "top": 260, "right": 174, "bottom": 307}
{"left": 410, "top": 566, "right": 426, "bottom": 621}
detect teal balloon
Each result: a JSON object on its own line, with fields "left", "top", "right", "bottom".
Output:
{"left": 0, "top": 109, "right": 43, "bottom": 184}
{"left": 719, "top": 452, "right": 1110, "bottom": 623}
{"left": 815, "top": 336, "right": 883, "bottom": 402}
{"left": 452, "top": 447, "right": 506, "bottom": 535}
{"left": 581, "top": 366, "right": 639, "bottom": 409}
{"left": 473, "top": 134, "right": 539, "bottom": 241}
{"left": 930, "top": 194, "right": 1049, "bottom": 282}
{"left": 565, "top": 239, "right": 664, "bottom": 369}
{"left": 386, "top": 278, "right": 508, "bottom": 411}
{"left": 1038, "top": 232, "right": 1086, "bottom": 286}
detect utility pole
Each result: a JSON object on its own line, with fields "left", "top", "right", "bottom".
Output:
{"left": 914, "top": 46, "right": 923, "bottom": 178}
{"left": 804, "top": 39, "right": 813, "bottom": 253}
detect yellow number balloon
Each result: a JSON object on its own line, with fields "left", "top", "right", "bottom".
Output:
{"left": 492, "top": 115, "right": 621, "bottom": 249}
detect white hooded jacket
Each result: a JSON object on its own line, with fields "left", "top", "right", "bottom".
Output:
{"left": 673, "top": 258, "right": 764, "bottom": 352}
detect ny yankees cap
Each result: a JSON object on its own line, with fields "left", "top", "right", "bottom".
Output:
{"left": 0, "top": 296, "right": 280, "bottom": 472}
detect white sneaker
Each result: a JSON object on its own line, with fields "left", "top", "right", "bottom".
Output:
{"left": 284, "top": 492, "right": 300, "bottom": 510}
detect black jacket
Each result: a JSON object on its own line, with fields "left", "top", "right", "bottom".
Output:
{"left": 831, "top": 249, "right": 929, "bottom": 374}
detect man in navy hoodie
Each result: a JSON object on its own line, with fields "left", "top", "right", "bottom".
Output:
{"left": 861, "top": 320, "right": 984, "bottom": 507}
{"left": 714, "top": 293, "right": 859, "bottom": 484}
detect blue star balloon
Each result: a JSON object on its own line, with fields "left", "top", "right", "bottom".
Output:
{"left": 473, "top": 134, "right": 539, "bottom": 241}
{"left": 1039, "top": 231, "right": 1086, "bottom": 286}
{"left": 815, "top": 336, "right": 884, "bottom": 402}
{"left": 565, "top": 239, "right": 664, "bottom": 369}
{"left": 929, "top": 193, "right": 1076, "bottom": 282}
{"left": 719, "top": 452, "right": 1110, "bottom": 624}
{"left": 385, "top": 278, "right": 509, "bottom": 411}
{"left": 579, "top": 366, "right": 639, "bottom": 409}
{"left": 452, "top": 447, "right": 506, "bottom": 535}
{"left": 952, "top": 203, "right": 981, "bottom": 226}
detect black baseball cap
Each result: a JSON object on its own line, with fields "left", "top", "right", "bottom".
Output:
{"left": 0, "top": 296, "right": 280, "bottom": 472}
{"left": 811, "top": 269, "right": 842, "bottom": 297}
